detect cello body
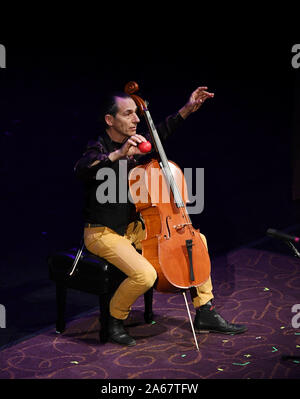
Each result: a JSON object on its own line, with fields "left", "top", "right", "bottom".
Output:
{"left": 128, "top": 158, "right": 211, "bottom": 293}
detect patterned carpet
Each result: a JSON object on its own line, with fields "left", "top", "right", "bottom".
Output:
{"left": 1, "top": 248, "right": 300, "bottom": 379}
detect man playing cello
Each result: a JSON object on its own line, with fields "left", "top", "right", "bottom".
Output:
{"left": 74, "top": 85, "right": 247, "bottom": 346}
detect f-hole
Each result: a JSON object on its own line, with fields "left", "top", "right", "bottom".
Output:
{"left": 165, "top": 216, "right": 171, "bottom": 239}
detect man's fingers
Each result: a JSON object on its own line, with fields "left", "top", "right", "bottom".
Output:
{"left": 196, "top": 92, "right": 214, "bottom": 103}
{"left": 132, "top": 135, "right": 147, "bottom": 143}
{"left": 127, "top": 135, "right": 147, "bottom": 147}
{"left": 193, "top": 89, "right": 214, "bottom": 103}
{"left": 127, "top": 140, "right": 137, "bottom": 146}
{"left": 198, "top": 90, "right": 214, "bottom": 98}
{"left": 135, "top": 134, "right": 147, "bottom": 142}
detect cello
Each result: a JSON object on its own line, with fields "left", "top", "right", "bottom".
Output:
{"left": 124, "top": 82, "right": 211, "bottom": 350}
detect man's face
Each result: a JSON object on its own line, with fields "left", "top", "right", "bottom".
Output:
{"left": 107, "top": 96, "right": 140, "bottom": 138}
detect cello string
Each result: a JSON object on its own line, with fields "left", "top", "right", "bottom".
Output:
{"left": 145, "top": 103, "right": 193, "bottom": 229}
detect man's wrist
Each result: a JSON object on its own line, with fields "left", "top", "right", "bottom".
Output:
{"left": 108, "top": 149, "right": 122, "bottom": 162}
{"left": 178, "top": 104, "right": 193, "bottom": 120}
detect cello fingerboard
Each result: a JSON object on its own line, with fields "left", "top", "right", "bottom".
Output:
{"left": 144, "top": 109, "right": 185, "bottom": 208}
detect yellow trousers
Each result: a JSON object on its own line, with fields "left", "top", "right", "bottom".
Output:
{"left": 84, "top": 221, "right": 213, "bottom": 320}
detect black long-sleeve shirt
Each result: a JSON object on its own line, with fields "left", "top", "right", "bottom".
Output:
{"left": 74, "top": 112, "right": 184, "bottom": 235}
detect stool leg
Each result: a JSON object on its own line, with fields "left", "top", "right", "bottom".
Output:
{"left": 99, "top": 293, "right": 111, "bottom": 343}
{"left": 56, "top": 283, "right": 67, "bottom": 333}
{"left": 144, "top": 287, "right": 154, "bottom": 323}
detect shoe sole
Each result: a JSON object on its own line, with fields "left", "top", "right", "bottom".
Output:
{"left": 109, "top": 337, "right": 137, "bottom": 346}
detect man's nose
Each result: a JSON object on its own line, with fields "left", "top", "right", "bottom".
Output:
{"left": 133, "top": 113, "right": 140, "bottom": 123}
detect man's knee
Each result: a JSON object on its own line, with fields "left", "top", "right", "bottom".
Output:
{"left": 200, "top": 233, "right": 208, "bottom": 250}
{"left": 135, "top": 266, "right": 157, "bottom": 289}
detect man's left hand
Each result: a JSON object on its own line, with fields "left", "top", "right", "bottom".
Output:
{"left": 179, "top": 86, "right": 214, "bottom": 119}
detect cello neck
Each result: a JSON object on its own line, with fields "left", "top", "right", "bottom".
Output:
{"left": 143, "top": 109, "right": 168, "bottom": 167}
{"left": 143, "top": 109, "right": 185, "bottom": 209}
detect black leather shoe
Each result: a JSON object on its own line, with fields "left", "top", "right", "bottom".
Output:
{"left": 108, "top": 316, "right": 136, "bottom": 346}
{"left": 193, "top": 301, "right": 247, "bottom": 335}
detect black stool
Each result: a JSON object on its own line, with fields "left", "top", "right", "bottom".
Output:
{"left": 48, "top": 247, "right": 154, "bottom": 343}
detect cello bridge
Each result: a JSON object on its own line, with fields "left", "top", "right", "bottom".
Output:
{"left": 173, "top": 223, "right": 192, "bottom": 231}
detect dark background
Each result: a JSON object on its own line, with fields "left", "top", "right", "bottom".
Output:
{"left": 1, "top": 32, "right": 300, "bottom": 346}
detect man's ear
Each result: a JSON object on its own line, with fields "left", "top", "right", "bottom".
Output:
{"left": 105, "top": 114, "right": 114, "bottom": 127}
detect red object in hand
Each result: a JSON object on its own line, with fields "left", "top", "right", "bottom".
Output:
{"left": 138, "top": 141, "right": 152, "bottom": 153}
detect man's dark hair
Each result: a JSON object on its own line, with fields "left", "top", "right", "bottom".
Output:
{"left": 101, "top": 92, "right": 132, "bottom": 126}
